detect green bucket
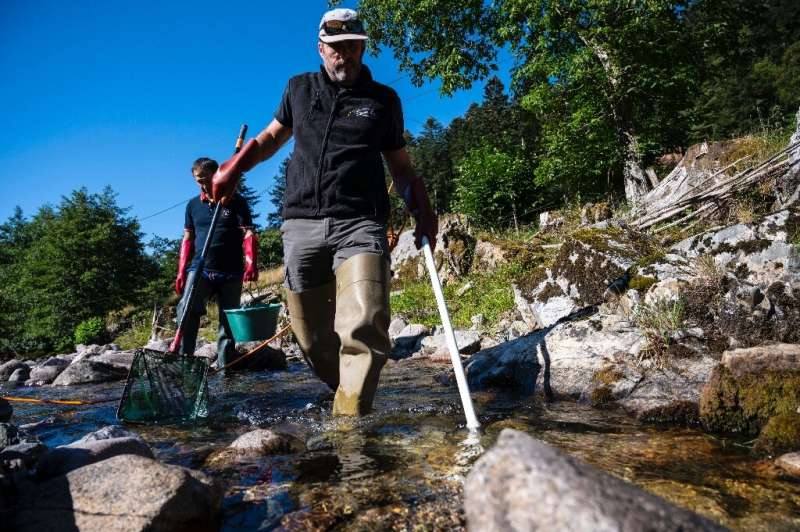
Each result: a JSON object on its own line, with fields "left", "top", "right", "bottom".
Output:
{"left": 224, "top": 303, "right": 281, "bottom": 342}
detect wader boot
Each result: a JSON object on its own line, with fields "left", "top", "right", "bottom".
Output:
{"left": 284, "top": 282, "right": 340, "bottom": 391}
{"left": 332, "top": 253, "right": 391, "bottom": 417}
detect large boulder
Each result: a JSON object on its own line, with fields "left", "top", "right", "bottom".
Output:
{"left": 51, "top": 359, "right": 128, "bottom": 386}
{"left": 37, "top": 436, "right": 154, "bottom": 479}
{"left": 15, "top": 454, "right": 222, "bottom": 531}
{"left": 464, "top": 429, "right": 724, "bottom": 531}
{"left": 0, "top": 359, "right": 28, "bottom": 381}
{"left": 671, "top": 209, "right": 800, "bottom": 286}
{"left": 28, "top": 357, "right": 71, "bottom": 384}
{"left": 699, "top": 344, "right": 800, "bottom": 445}
{"left": 514, "top": 225, "right": 656, "bottom": 328}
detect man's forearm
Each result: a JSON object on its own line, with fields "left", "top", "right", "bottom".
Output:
{"left": 255, "top": 123, "right": 292, "bottom": 164}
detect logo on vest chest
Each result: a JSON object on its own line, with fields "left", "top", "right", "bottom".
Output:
{"left": 345, "top": 106, "right": 378, "bottom": 120}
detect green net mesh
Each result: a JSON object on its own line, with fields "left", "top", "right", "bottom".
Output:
{"left": 117, "top": 349, "right": 210, "bottom": 424}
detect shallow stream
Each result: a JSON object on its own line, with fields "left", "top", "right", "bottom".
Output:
{"left": 5, "top": 356, "right": 800, "bottom": 530}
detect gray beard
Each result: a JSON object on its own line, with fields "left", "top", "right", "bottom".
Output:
{"left": 327, "top": 63, "right": 361, "bottom": 85}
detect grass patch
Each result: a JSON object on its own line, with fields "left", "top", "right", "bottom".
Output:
{"left": 391, "top": 262, "right": 525, "bottom": 329}
{"left": 633, "top": 298, "right": 686, "bottom": 365}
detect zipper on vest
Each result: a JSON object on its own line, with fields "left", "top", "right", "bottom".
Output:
{"left": 314, "top": 92, "right": 340, "bottom": 216}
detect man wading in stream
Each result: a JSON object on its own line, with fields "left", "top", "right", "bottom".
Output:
{"left": 175, "top": 157, "right": 259, "bottom": 367}
{"left": 210, "top": 8, "right": 437, "bottom": 416}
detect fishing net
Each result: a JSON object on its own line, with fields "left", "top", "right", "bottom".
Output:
{"left": 117, "top": 349, "right": 209, "bottom": 424}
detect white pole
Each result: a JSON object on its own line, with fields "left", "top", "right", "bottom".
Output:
{"left": 421, "top": 236, "right": 480, "bottom": 430}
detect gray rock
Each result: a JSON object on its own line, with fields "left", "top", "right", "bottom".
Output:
{"left": 534, "top": 313, "right": 645, "bottom": 398}
{"left": 193, "top": 342, "right": 218, "bottom": 361}
{"left": 0, "top": 359, "right": 27, "bottom": 381}
{"left": 388, "top": 317, "right": 408, "bottom": 340}
{"left": 51, "top": 359, "right": 128, "bottom": 386}
{"left": 671, "top": 209, "right": 800, "bottom": 286}
{"left": 145, "top": 339, "right": 171, "bottom": 352}
{"left": 421, "top": 330, "right": 481, "bottom": 355}
{"left": 0, "top": 423, "right": 21, "bottom": 448}
{"left": 93, "top": 349, "right": 136, "bottom": 370}
{"left": 8, "top": 366, "right": 30, "bottom": 384}
{"left": 15, "top": 454, "right": 222, "bottom": 531}
{"left": 229, "top": 428, "right": 303, "bottom": 455}
{"left": 465, "top": 333, "right": 541, "bottom": 393}
{"left": 29, "top": 357, "right": 70, "bottom": 384}
{"left": 0, "top": 397, "right": 11, "bottom": 423}
{"left": 464, "top": 429, "right": 725, "bottom": 531}
{"left": 394, "top": 324, "right": 429, "bottom": 348}
{"left": 72, "top": 425, "right": 142, "bottom": 444}
{"left": 38, "top": 436, "right": 154, "bottom": 480}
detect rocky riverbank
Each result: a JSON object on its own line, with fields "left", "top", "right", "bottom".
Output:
{"left": 2, "top": 124, "right": 799, "bottom": 530}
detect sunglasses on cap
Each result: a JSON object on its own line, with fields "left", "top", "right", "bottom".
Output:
{"left": 322, "top": 19, "right": 365, "bottom": 35}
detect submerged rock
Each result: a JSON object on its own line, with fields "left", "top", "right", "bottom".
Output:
{"left": 15, "top": 454, "right": 222, "bottom": 531}
{"left": 464, "top": 429, "right": 725, "bottom": 531}
{"left": 51, "top": 359, "right": 128, "bottom": 386}
{"left": 699, "top": 343, "right": 800, "bottom": 437}
{"left": 37, "top": 436, "right": 154, "bottom": 479}
{"left": 229, "top": 428, "right": 303, "bottom": 455}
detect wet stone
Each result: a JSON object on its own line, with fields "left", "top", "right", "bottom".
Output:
{"left": 465, "top": 429, "right": 725, "bottom": 531}
{"left": 38, "top": 436, "right": 154, "bottom": 480}
{"left": 0, "top": 442, "right": 47, "bottom": 472}
{"left": 14, "top": 454, "right": 222, "bottom": 532}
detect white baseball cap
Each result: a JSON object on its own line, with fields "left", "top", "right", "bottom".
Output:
{"left": 318, "top": 8, "right": 368, "bottom": 43}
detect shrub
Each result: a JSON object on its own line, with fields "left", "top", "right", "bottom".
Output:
{"left": 633, "top": 298, "right": 686, "bottom": 364}
{"left": 74, "top": 316, "right": 106, "bottom": 346}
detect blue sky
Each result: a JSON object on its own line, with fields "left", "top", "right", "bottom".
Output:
{"left": 0, "top": 1, "right": 509, "bottom": 240}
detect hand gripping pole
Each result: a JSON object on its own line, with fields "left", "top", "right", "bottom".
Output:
{"left": 421, "top": 235, "right": 480, "bottom": 430}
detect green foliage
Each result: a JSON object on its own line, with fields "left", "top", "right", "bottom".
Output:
{"left": 74, "top": 316, "right": 106, "bottom": 346}
{"left": 454, "top": 146, "right": 536, "bottom": 229}
{"left": 0, "top": 187, "right": 154, "bottom": 352}
{"left": 266, "top": 157, "right": 289, "bottom": 228}
{"left": 237, "top": 175, "right": 261, "bottom": 224}
{"left": 258, "top": 228, "right": 284, "bottom": 268}
{"left": 633, "top": 298, "right": 686, "bottom": 363}
{"left": 407, "top": 118, "right": 455, "bottom": 213}
{"left": 685, "top": 0, "right": 800, "bottom": 140}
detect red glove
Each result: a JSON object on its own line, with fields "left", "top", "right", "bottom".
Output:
{"left": 211, "top": 138, "right": 262, "bottom": 204}
{"left": 243, "top": 232, "right": 258, "bottom": 283}
{"left": 175, "top": 237, "right": 194, "bottom": 295}
{"left": 403, "top": 176, "right": 438, "bottom": 251}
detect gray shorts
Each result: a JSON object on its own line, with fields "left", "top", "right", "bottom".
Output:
{"left": 281, "top": 217, "right": 391, "bottom": 292}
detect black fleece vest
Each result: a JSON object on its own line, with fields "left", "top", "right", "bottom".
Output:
{"left": 274, "top": 66, "right": 406, "bottom": 223}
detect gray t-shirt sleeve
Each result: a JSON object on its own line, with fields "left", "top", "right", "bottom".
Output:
{"left": 275, "top": 81, "right": 293, "bottom": 127}
{"left": 381, "top": 90, "right": 406, "bottom": 151}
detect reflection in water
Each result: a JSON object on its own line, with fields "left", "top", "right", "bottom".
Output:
{"left": 4, "top": 357, "right": 800, "bottom": 531}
